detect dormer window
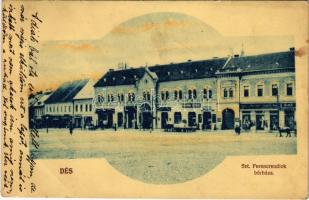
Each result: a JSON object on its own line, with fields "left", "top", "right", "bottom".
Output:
{"left": 112, "top": 77, "right": 115, "bottom": 81}
{"left": 180, "top": 70, "right": 183, "bottom": 74}
{"left": 104, "top": 78, "right": 106, "bottom": 82}
{"left": 195, "top": 69, "right": 198, "bottom": 72}
{"left": 167, "top": 71, "right": 170, "bottom": 76}
{"left": 123, "top": 76, "right": 126, "bottom": 80}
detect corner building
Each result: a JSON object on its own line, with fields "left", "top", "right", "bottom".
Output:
{"left": 93, "top": 48, "right": 296, "bottom": 131}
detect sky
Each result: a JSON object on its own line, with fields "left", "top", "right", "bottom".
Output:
{"left": 30, "top": 2, "right": 299, "bottom": 91}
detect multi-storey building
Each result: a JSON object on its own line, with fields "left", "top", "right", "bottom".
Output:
{"left": 44, "top": 79, "right": 89, "bottom": 128}
{"left": 32, "top": 91, "right": 53, "bottom": 128}
{"left": 73, "top": 79, "right": 96, "bottom": 128}
{"left": 93, "top": 48, "right": 296, "bottom": 131}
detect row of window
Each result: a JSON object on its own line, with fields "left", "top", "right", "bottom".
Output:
{"left": 75, "top": 104, "right": 93, "bottom": 113}
{"left": 161, "top": 89, "right": 213, "bottom": 101}
{"left": 97, "top": 83, "right": 293, "bottom": 103}
{"left": 99, "top": 89, "right": 214, "bottom": 103}
{"left": 222, "top": 83, "right": 294, "bottom": 98}
{"left": 46, "top": 104, "right": 93, "bottom": 113}
{"left": 102, "top": 93, "right": 136, "bottom": 103}
{"left": 223, "top": 88, "right": 234, "bottom": 98}
{"left": 46, "top": 105, "right": 72, "bottom": 113}
{"left": 243, "top": 83, "right": 293, "bottom": 97}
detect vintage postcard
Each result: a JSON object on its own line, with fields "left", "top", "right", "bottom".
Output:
{"left": 1, "top": 1, "right": 308, "bottom": 198}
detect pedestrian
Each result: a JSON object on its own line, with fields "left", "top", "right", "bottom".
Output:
{"left": 286, "top": 127, "right": 291, "bottom": 137}
{"left": 235, "top": 125, "right": 241, "bottom": 135}
{"left": 69, "top": 120, "right": 74, "bottom": 135}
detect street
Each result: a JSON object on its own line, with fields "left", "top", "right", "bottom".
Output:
{"left": 31, "top": 129, "right": 297, "bottom": 184}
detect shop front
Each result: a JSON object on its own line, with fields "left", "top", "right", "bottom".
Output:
{"left": 240, "top": 103, "right": 295, "bottom": 132}
{"left": 96, "top": 108, "right": 115, "bottom": 129}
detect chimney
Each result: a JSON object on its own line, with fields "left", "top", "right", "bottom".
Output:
{"left": 289, "top": 47, "right": 295, "bottom": 52}
{"left": 109, "top": 68, "right": 114, "bottom": 72}
{"left": 234, "top": 54, "right": 239, "bottom": 58}
{"left": 187, "top": 59, "right": 192, "bottom": 62}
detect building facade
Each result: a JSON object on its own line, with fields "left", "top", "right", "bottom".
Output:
{"left": 93, "top": 48, "right": 296, "bottom": 131}
{"left": 73, "top": 80, "right": 96, "bottom": 129}
{"left": 44, "top": 79, "right": 89, "bottom": 128}
{"left": 32, "top": 91, "right": 53, "bottom": 128}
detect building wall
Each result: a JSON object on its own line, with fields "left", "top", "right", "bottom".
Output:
{"left": 239, "top": 72, "right": 295, "bottom": 103}
{"left": 73, "top": 98, "right": 96, "bottom": 128}
{"left": 94, "top": 84, "right": 137, "bottom": 108}
{"left": 45, "top": 102, "right": 73, "bottom": 116}
{"left": 94, "top": 71, "right": 296, "bottom": 131}
{"left": 238, "top": 72, "right": 296, "bottom": 131}
{"left": 157, "top": 78, "right": 217, "bottom": 129}
{"left": 34, "top": 106, "right": 44, "bottom": 119}
{"left": 135, "top": 72, "right": 157, "bottom": 128}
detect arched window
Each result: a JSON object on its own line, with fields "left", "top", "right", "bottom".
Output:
{"left": 229, "top": 88, "right": 233, "bottom": 98}
{"left": 203, "top": 88, "right": 208, "bottom": 99}
{"left": 143, "top": 92, "right": 146, "bottom": 101}
{"left": 223, "top": 89, "right": 228, "bottom": 98}
{"left": 107, "top": 95, "right": 110, "bottom": 102}
{"left": 161, "top": 91, "right": 165, "bottom": 100}
{"left": 165, "top": 91, "right": 169, "bottom": 100}
{"left": 147, "top": 92, "right": 151, "bottom": 101}
{"left": 75, "top": 104, "right": 78, "bottom": 112}
{"left": 179, "top": 90, "right": 183, "bottom": 100}
{"left": 193, "top": 89, "right": 197, "bottom": 99}
{"left": 80, "top": 104, "right": 83, "bottom": 112}
{"left": 188, "top": 89, "right": 192, "bottom": 99}
{"left": 89, "top": 104, "right": 92, "bottom": 112}
{"left": 208, "top": 89, "right": 212, "bottom": 98}
{"left": 118, "top": 94, "right": 121, "bottom": 102}
{"left": 174, "top": 90, "right": 178, "bottom": 100}
{"left": 128, "top": 93, "right": 131, "bottom": 101}
{"left": 132, "top": 93, "right": 135, "bottom": 101}
{"left": 110, "top": 94, "right": 114, "bottom": 102}
{"left": 121, "top": 94, "right": 124, "bottom": 102}
{"left": 97, "top": 95, "right": 104, "bottom": 104}
{"left": 85, "top": 104, "right": 88, "bottom": 112}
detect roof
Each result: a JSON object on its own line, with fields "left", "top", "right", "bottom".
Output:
{"left": 45, "top": 79, "right": 89, "bottom": 104}
{"left": 73, "top": 79, "right": 95, "bottom": 100}
{"left": 149, "top": 58, "right": 227, "bottom": 82}
{"left": 218, "top": 50, "right": 295, "bottom": 73}
{"left": 94, "top": 49, "right": 295, "bottom": 87}
{"left": 94, "top": 68, "right": 146, "bottom": 87}
{"left": 33, "top": 92, "right": 53, "bottom": 107}
{"left": 29, "top": 93, "right": 44, "bottom": 107}
{"left": 94, "top": 58, "right": 227, "bottom": 87}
